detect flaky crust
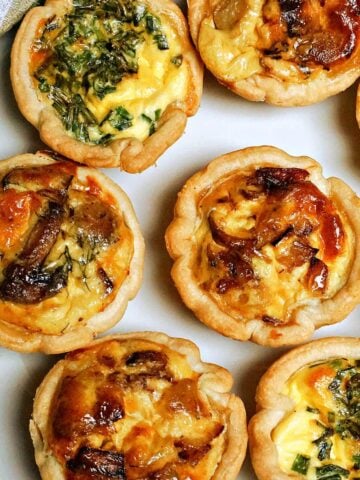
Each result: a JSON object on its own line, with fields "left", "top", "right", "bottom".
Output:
{"left": 30, "top": 331, "right": 248, "bottom": 480}
{"left": 11, "top": 0, "right": 203, "bottom": 173}
{"left": 0, "top": 152, "right": 145, "bottom": 353}
{"left": 165, "top": 146, "right": 360, "bottom": 347}
{"left": 189, "top": 0, "right": 360, "bottom": 106}
{"left": 248, "top": 337, "right": 360, "bottom": 480}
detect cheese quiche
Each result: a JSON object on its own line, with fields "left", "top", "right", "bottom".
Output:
{"left": 189, "top": 0, "right": 360, "bottom": 105}
{"left": 249, "top": 337, "right": 360, "bottom": 480}
{"left": 30, "top": 332, "right": 247, "bottom": 480}
{"left": 165, "top": 146, "right": 360, "bottom": 346}
{"left": 0, "top": 151, "right": 144, "bottom": 353}
{"left": 11, "top": 0, "right": 203, "bottom": 173}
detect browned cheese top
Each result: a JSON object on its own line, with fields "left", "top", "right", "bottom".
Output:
{"left": 49, "top": 339, "right": 228, "bottom": 480}
{"left": 194, "top": 167, "right": 353, "bottom": 328}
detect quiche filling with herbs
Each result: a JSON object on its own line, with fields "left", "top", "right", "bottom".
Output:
{"left": 273, "top": 358, "right": 360, "bottom": 480}
{"left": 49, "top": 339, "right": 227, "bottom": 480}
{"left": 194, "top": 167, "right": 353, "bottom": 326}
{"left": 30, "top": 0, "right": 189, "bottom": 144}
{"left": 198, "top": 0, "right": 360, "bottom": 83}
{"left": 0, "top": 160, "right": 133, "bottom": 334}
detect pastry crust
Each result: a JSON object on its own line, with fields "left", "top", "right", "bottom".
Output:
{"left": 0, "top": 151, "right": 144, "bottom": 353}
{"left": 30, "top": 331, "right": 248, "bottom": 480}
{"left": 165, "top": 146, "right": 360, "bottom": 347}
{"left": 11, "top": 0, "right": 203, "bottom": 173}
{"left": 357, "top": 83, "right": 360, "bottom": 128}
{"left": 189, "top": 0, "right": 360, "bottom": 106}
{"left": 248, "top": 337, "right": 360, "bottom": 480}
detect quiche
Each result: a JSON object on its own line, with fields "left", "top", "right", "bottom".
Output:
{"left": 249, "top": 337, "right": 360, "bottom": 480}
{"left": 30, "top": 332, "right": 248, "bottom": 480}
{"left": 165, "top": 146, "right": 360, "bottom": 346}
{"left": 11, "top": 0, "right": 203, "bottom": 173}
{"left": 188, "top": 0, "right": 360, "bottom": 105}
{"left": 0, "top": 151, "right": 144, "bottom": 353}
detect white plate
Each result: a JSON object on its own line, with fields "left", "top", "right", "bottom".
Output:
{"left": 0, "top": 22, "right": 359, "bottom": 480}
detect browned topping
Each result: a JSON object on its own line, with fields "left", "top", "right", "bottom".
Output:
{"left": 67, "top": 447, "right": 126, "bottom": 479}
{"left": 306, "top": 257, "right": 328, "bottom": 293}
{"left": 262, "top": 315, "right": 282, "bottom": 325}
{"left": 125, "top": 350, "right": 169, "bottom": 376}
{"left": 149, "top": 464, "right": 179, "bottom": 479}
{"left": 97, "top": 267, "right": 114, "bottom": 296}
{"left": 261, "top": 0, "right": 360, "bottom": 68}
{"left": 254, "top": 167, "right": 309, "bottom": 190}
{"left": 161, "top": 379, "right": 208, "bottom": 417}
{"left": 175, "top": 440, "right": 211, "bottom": 466}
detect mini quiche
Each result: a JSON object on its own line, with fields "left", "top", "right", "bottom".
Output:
{"left": 30, "top": 332, "right": 247, "bottom": 480}
{"left": 0, "top": 151, "right": 144, "bottom": 353}
{"left": 188, "top": 0, "right": 360, "bottom": 105}
{"left": 249, "top": 337, "right": 360, "bottom": 480}
{"left": 11, "top": 0, "right": 203, "bottom": 173}
{"left": 165, "top": 146, "right": 360, "bottom": 347}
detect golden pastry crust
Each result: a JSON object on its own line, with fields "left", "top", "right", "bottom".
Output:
{"left": 11, "top": 0, "right": 203, "bottom": 173}
{"left": 189, "top": 0, "right": 360, "bottom": 106}
{"left": 248, "top": 337, "right": 360, "bottom": 480}
{"left": 165, "top": 146, "right": 360, "bottom": 347}
{"left": 0, "top": 151, "right": 144, "bottom": 353}
{"left": 30, "top": 332, "right": 248, "bottom": 480}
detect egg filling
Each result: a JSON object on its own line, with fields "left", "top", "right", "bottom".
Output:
{"left": 30, "top": 0, "right": 189, "bottom": 144}
{"left": 49, "top": 339, "right": 227, "bottom": 480}
{"left": 198, "top": 0, "right": 360, "bottom": 84}
{"left": 194, "top": 167, "right": 353, "bottom": 325}
{"left": 0, "top": 160, "right": 133, "bottom": 335}
{"left": 273, "top": 358, "right": 360, "bottom": 479}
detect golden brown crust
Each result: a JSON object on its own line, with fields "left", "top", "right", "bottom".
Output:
{"left": 248, "top": 337, "right": 360, "bottom": 480}
{"left": 165, "top": 146, "right": 360, "bottom": 347}
{"left": 30, "top": 331, "right": 248, "bottom": 480}
{"left": 10, "top": 0, "right": 203, "bottom": 173}
{"left": 0, "top": 152, "right": 145, "bottom": 353}
{"left": 189, "top": 0, "right": 360, "bottom": 106}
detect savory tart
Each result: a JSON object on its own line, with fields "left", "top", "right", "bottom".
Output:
{"left": 0, "top": 151, "right": 144, "bottom": 353}
{"left": 11, "top": 0, "right": 203, "bottom": 173}
{"left": 189, "top": 0, "right": 360, "bottom": 105}
{"left": 249, "top": 337, "right": 360, "bottom": 480}
{"left": 30, "top": 332, "right": 247, "bottom": 480}
{"left": 165, "top": 146, "right": 360, "bottom": 346}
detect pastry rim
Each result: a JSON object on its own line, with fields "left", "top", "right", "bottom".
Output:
{"left": 10, "top": 0, "right": 203, "bottom": 173}
{"left": 30, "top": 331, "right": 248, "bottom": 480}
{"left": 165, "top": 145, "right": 360, "bottom": 347}
{"left": 248, "top": 336, "right": 360, "bottom": 480}
{"left": 0, "top": 152, "right": 145, "bottom": 354}
{"left": 188, "top": 0, "right": 360, "bottom": 106}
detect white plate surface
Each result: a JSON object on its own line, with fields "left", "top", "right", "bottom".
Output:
{"left": 0, "top": 21, "right": 359, "bottom": 480}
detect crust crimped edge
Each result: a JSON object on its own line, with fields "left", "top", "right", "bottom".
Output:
{"left": 0, "top": 152, "right": 145, "bottom": 354}
{"left": 30, "top": 331, "right": 248, "bottom": 480}
{"left": 248, "top": 337, "right": 360, "bottom": 480}
{"left": 10, "top": 0, "right": 203, "bottom": 173}
{"left": 165, "top": 146, "right": 360, "bottom": 347}
{"left": 188, "top": 0, "right": 360, "bottom": 106}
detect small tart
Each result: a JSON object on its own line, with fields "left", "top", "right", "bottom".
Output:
{"left": 11, "top": 0, "right": 203, "bottom": 173}
{"left": 165, "top": 146, "right": 360, "bottom": 346}
{"left": 30, "top": 332, "right": 247, "bottom": 480}
{"left": 249, "top": 337, "right": 360, "bottom": 480}
{"left": 0, "top": 151, "right": 144, "bottom": 353}
{"left": 189, "top": 0, "right": 360, "bottom": 105}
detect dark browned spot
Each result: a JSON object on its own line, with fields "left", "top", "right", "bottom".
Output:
{"left": 67, "top": 447, "right": 126, "bottom": 479}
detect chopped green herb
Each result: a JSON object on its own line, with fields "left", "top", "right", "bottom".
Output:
{"left": 328, "top": 411, "right": 336, "bottom": 423}
{"left": 171, "top": 54, "right": 183, "bottom": 67}
{"left": 306, "top": 406, "right": 320, "bottom": 414}
{"left": 353, "top": 455, "right": 360, "bottom": 469}
{"left": 145, "top": 14, "right": 161, "bottom": 32}
{"left": 315, "top": 464, "right": 350, "bottom": 479}
{"left": 291, "top": 454, "right": 310, "bottom": 475}
{"left": 107, "top": 107, "right": 133, "bottom": 131}
{"left": 141, "top": 109, "right": 162, "bottom": 136}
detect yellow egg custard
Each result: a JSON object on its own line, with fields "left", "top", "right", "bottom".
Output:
{"left": 0, "top": 152, "right": 144, "bottom": 353}
{"left": 11, "top": 0, "right": 203, "bottom": 172}
{"left": 30, "top": 333, "right": 248, "bottom": 480}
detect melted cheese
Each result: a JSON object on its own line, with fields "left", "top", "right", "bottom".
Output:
{"left": 194, "top": 169, "right": 353, "bottom": 324}
{"left": 50, "top": 339, "right": 227, "bottom": 480}
{"left": 273, "top": 359, "right": 360, "bottom": 480}
{"left": 0, "top": 165, "right": 134, "bottom": 335}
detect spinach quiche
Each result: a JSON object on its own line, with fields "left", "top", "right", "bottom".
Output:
{"left": 11, "top": 0, "right": 203, "bottom": 173}
{"left": 165, "top": 146, "right": 360, "bottom": 346}
{"left": 0, "top": 151, "right": 144, "bottom": 353}
{"left": 188, "top": 0, "right": 360, "bottom": 105}
{"left": 249, "top": 337, "right": 360, "bottom": 480}
{"left": 30, "top": 332, "right": 247, "bottom": 480}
